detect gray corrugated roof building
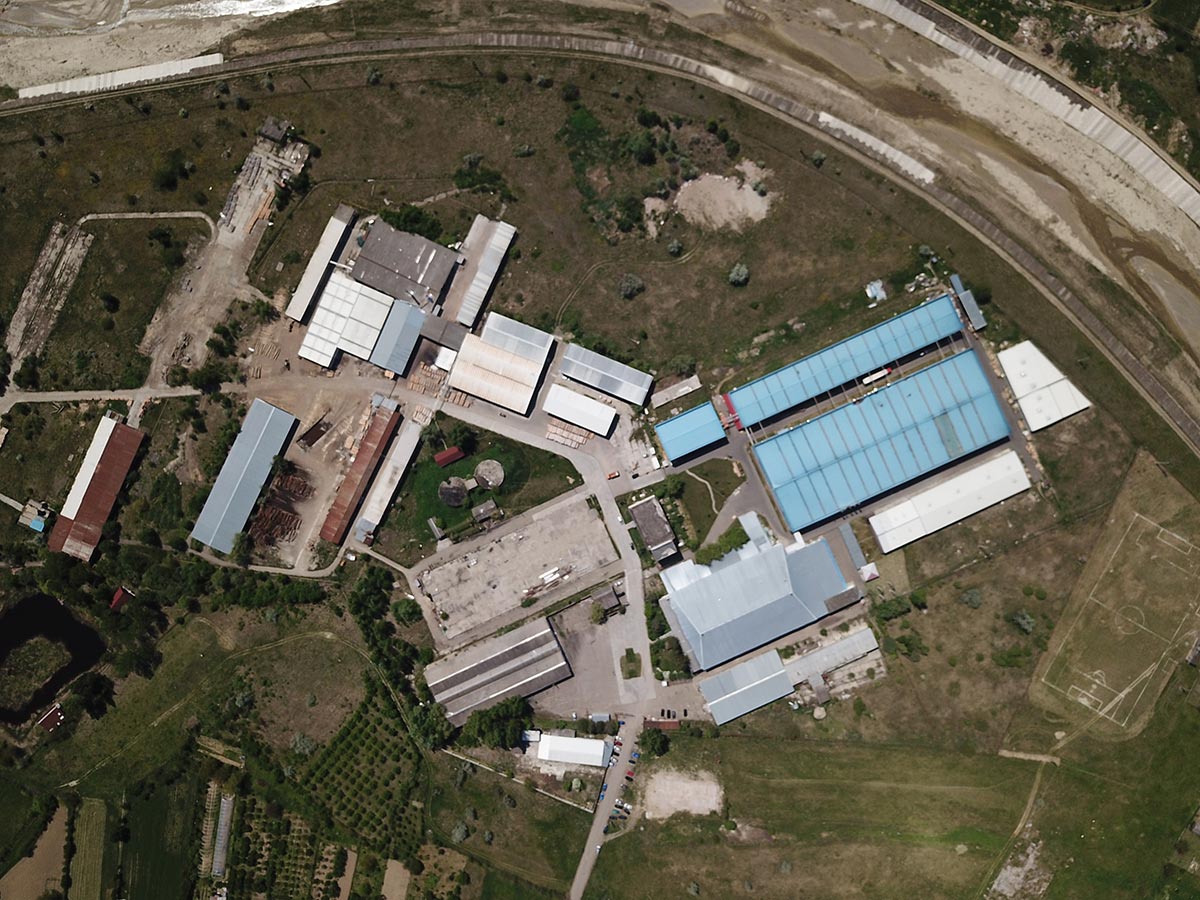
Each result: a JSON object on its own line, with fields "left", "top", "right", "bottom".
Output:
{"left": 560, "top": 344, "right": 653, "bottom": 407}
{"left": 351, "top": 220, "right": 460, "bottom": 302}
{"left": 190, "top": 399, "right": 297, "bottom": 554}
{"left": 479, "top": 312, "right": 555, "bottom": 362}
{"left": 424, "top": 618, "right": 571, "bottom": 725}
{"left": 699, "top": 650, "right": 793, "bottom": 725}
{"left": 368, "top": 299, "right": 427, "bottom": 375}
{"left": 662, "top": 513, "right": 859, "bottom": 670}
{"left": 782, "top": 626, "right": 880, "bottom": 686}
{"left": 951, "top": 273, "right": 987, "bottom": 331}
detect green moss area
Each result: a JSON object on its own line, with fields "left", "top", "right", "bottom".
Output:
{"left": 0, "top": 636, "right": 69, "bottom": 709}
{"left": 374, "top": 416, "right": 580, "bottom": 565}
{"left": 32, "top": 219, "right": 206, "bottom": 390}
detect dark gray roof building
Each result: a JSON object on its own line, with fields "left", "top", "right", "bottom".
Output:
{"left": 628, "top": 495, "right": 678, "bottom": 562}
{"left": 352, "top": 220, "right": 461, "bottom": 303}
{"left": 190, "top": 399, "right": 297, "bottom": 554}
{"left": 424, "top": 619, "right": 571, "bottom": 725}
{"left": 662, "top": 513, "right": 858, "bottom": 670}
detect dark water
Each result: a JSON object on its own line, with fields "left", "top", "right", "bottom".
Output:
{"left": 0, "top": 594, "right": 106, "bottom": 724}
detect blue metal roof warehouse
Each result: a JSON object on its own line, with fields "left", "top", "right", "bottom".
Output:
{"left": 754, "top": 349, "right": 1009, "bottom": 532}
{"left": 726, "top": 295, "right": 963, "bottom": 428}
{"left": 190, "top": 399, "right": 297, "bottom": 553}
{"left": 655, "top": 402, "right": 726, "bottom": 462}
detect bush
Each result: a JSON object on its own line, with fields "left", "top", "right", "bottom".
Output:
{"left": 561, "top": 82, "right": 580, "bottom": 101}
{"left": 958, "top": 589, "right": 983, "bottom": 609}
{"left": 694, "top": 520, "right": 749, "bottom": 566}
{"left": 873, "top": 594, "right": 912, "bottom": 622}
{"left": 667, "top": 239, "right": 683, "bottom": 257}
{"left": 459, "top": 696, "right": 532, "bottom": 749}
{"left": 728, "top": 263, "right": 750, "bottom": 286}
{"left": 380, "top": 204, "right": 442, "bottom": 242}
{"left": 1010, "top": 610, "right": 1036, "bottom": 635}
{"left": 617, "top": 272, "right": 646, "bottom": 299}
{"left": 650, "top": 637, "right": 691, "bottom": 679}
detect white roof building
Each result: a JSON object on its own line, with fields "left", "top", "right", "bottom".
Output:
{"left": 480, "top": 312, "right": 555, "bottom": 361}
{"left": 535, "top": 734, "right": 613, "bottom": 768}
{"left": 446, "top": 313, "right": 555, "bottom": 415}
{"left": 456, "top": 216, "right": 518, "bottom": 327}
{"left": 286, "top": 205, "right": 356, "bottom": 321}
{"left": 997, "top": 341, "right": 1091, "bottom": 431}
{"left": 560, "top": 344, "right": 653, "bottom": 407}
{"left": 868, "top": 450, "right": 1031, "bottom": 553}
{"left": 543, "top": 384, "right": 617, "bottom": 435}
{"left": 298, "top": 271, "right": 394, "bottom": 367}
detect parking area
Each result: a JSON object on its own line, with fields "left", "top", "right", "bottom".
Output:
{"left": 416, "top": 494, "right": 618, "bottom": 643}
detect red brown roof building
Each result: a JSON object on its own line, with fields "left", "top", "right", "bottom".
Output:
{"left": 49, "top": 413, "right": 144, "bottom": 563}
{"left": 319, "top": 399, "right": 402, "bottom": 545}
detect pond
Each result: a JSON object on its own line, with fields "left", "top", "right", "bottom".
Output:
{"left": 0, "top": 595, "right": 106, "bottom": 725}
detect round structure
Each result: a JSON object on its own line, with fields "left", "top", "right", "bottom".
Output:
{"left": 438, "top": 477, "right": 469, "bottom": 508}
{"left": 474, "top": 459, "right": 505, "bottom": 490}
{"left": 812, "top": 706, "right": 827, "bottom": 721}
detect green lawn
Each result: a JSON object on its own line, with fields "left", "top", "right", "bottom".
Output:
{"left": 125, "top": 770, "right": 203, "bottom": 900}
{"left": 586, "top": 735, "right": 1034, "bottom": 899}
{"left": 481, "top": 868, "right": 562, "bottom": 899}
{"left": 427, "top": 753, "right": 590, "bottom": 891}
{"left": 35, "top": 219, "right": 206, "bottom": 390}
{"left": 679, "top": 458, "right": 744, "bottom": 542}
{"left": 375, "top": 416, "right": 581, "bottom": 565}
{"left": 0, "top": 401, "right": 123, "bottom": 507}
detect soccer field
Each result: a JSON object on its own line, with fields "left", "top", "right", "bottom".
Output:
{"left": 1040, "top": 514, "right": 1200, "bottom": 729}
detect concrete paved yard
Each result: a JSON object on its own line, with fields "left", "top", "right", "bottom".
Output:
{"left": 417, "top": 495, "right": 617, "bottom": 642}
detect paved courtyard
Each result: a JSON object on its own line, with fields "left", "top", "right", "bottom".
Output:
{"left": 415, "top": 494, "right": 617, "bottom": 642}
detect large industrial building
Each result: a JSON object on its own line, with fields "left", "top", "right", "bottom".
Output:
{"left": 560, "top": 343, "right": 653, "bottom": 407}
{"left": 190, "top": 400, "right": 297, "bottom": 554}
{"left": 424, "top": 618, "right": 571, "bottom": 726}
{"left": 453, "top": 215, "right": 518, "bottom": 328}
{"left": 447, "top": 313, "right": 554, "bottom": 414}
{"left": 997, "top": 340, "right": 1091, "bottom": 431}
{"left": 354, "top": 419, "right": 423, "bottom": 544}
{"left": 868, "top": 449, "right": 1031, "bottom": 553}
{"left": 542, "top": 384, "right": 617, "bottom": 436}
{"left": 297, "top": 270, "right": 427, "bottom": 374}
{"left": 534, "top": 734, "right": 613, "bottom": 768}
{"left": 351, "top": 219, "right": 461, "bottom": 304}
{"left": 754, "top": 349, "right": 1010, "bottom": 533}
{"left": 320, "top": 398, "right": 402, "bottom": 544}
{"left": 654, "top": 402, "right": 726, "bottom": 462}
{"left": 699, "top": 650, "right": 794, "bottom": 725}
{"left": 49, "top": 413, "right": 144, "bottom": 562}
{"left": 662, "top": 514, "right": 858, "bottom": 670}
{"left": 724, "top": 294, "right": 964, "bottom": 429}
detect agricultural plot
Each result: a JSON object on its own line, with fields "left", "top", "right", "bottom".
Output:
{"left": 68, "top": 798, "right": 107, "bottom": 900}
{"left": 300, "top": 679, "right": 423, "bottom": 859}
{"left": 222, "top": 798, "right": 340, "bottom": 900}
{"left": 1036, "top": 455, "right": 1200, "bottom": 735}
{"left": 124, "top": 772, "right": 203, "bottom": 900}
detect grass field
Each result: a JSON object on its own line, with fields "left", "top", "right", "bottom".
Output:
{"left": 481, "top": 868, "right": 561, "bottom": 899}
{"left": 679, "top": 458, "right": 744, "bottom": 542}
{"left": 1035, "top": 454, "right": 1200, "bottom": 734}
{"left": 125, "top": 772, "right": 203, "bottom": 900}
{"left": 0, "top": 401, "right": 123, "bottom": 507}
{"left": 0, "top": 775, "right": 56, "bottom": 877}
{"left": 35, "top": 218, "right": 206, "bottom": 390}
{"left": 68, "top": 798, "right": 107, "bottom": 900}
{"left": 586, "top": 735, "right": 1035, "bottom": 899}
{"left": 427, "top": 753, "right": 590, "bottom": 891}
{"left": 374, "top": 416, "right": 581, "bottom": 565}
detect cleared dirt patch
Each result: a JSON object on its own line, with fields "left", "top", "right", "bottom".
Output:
{"left": 643, "top": 768, "right": 724, "bottom": 820}
{"left": 674, "top": 161, "right": 772, "bottom": 231}
{"left": 0, "top": 805, "right": 66, "bottom": 899}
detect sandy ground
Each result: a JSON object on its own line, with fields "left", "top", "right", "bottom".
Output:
{"left": 642, "top": 768, "right": 724, "bottom": 820}
{"left": 0, "top": 806, "right": 66, "bottom": 899}
{"left": 673, "top": 161, "right": 772, "bottom": 231}
{"left": 380, "top": 859, "right": 411, "bottom": 900}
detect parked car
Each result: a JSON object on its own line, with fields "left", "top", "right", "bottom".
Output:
{"left": 607, "top": 471, "right": 620, "bottom": 480}
{"left": 626, "top": 770, "right": 635, "bottom": 778}
{"left": 624, "top": 775, "right": 634, "bottom": 783}
{"left": 631, "top": 751, "right": 641, "bottom": 761}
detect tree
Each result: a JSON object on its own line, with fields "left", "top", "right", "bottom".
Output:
{"left": 728, "top": 262, "right": 750, "bottom": 287}
{"left": 667, "top": 239, "right": 683, "bottom": 257}
{"left": 74, "top": 672, "right": 115, "bottom": 719}
{"left": 560, "top": 82, "right": 580, "bottom": 102}
{"left": 391, "top": 596, "right": 422, "bottom": 626}
{"left": 446, "top": 421, "right": 477, "bottom": 455}
{"left": 459, "top": 696, "right": 532, "bottom": 749}
{"left": 640, "top": 728, "right": 669, "bottom": 757}
{"left": 618, "top": 273, "right": 646, "bottom": 299}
